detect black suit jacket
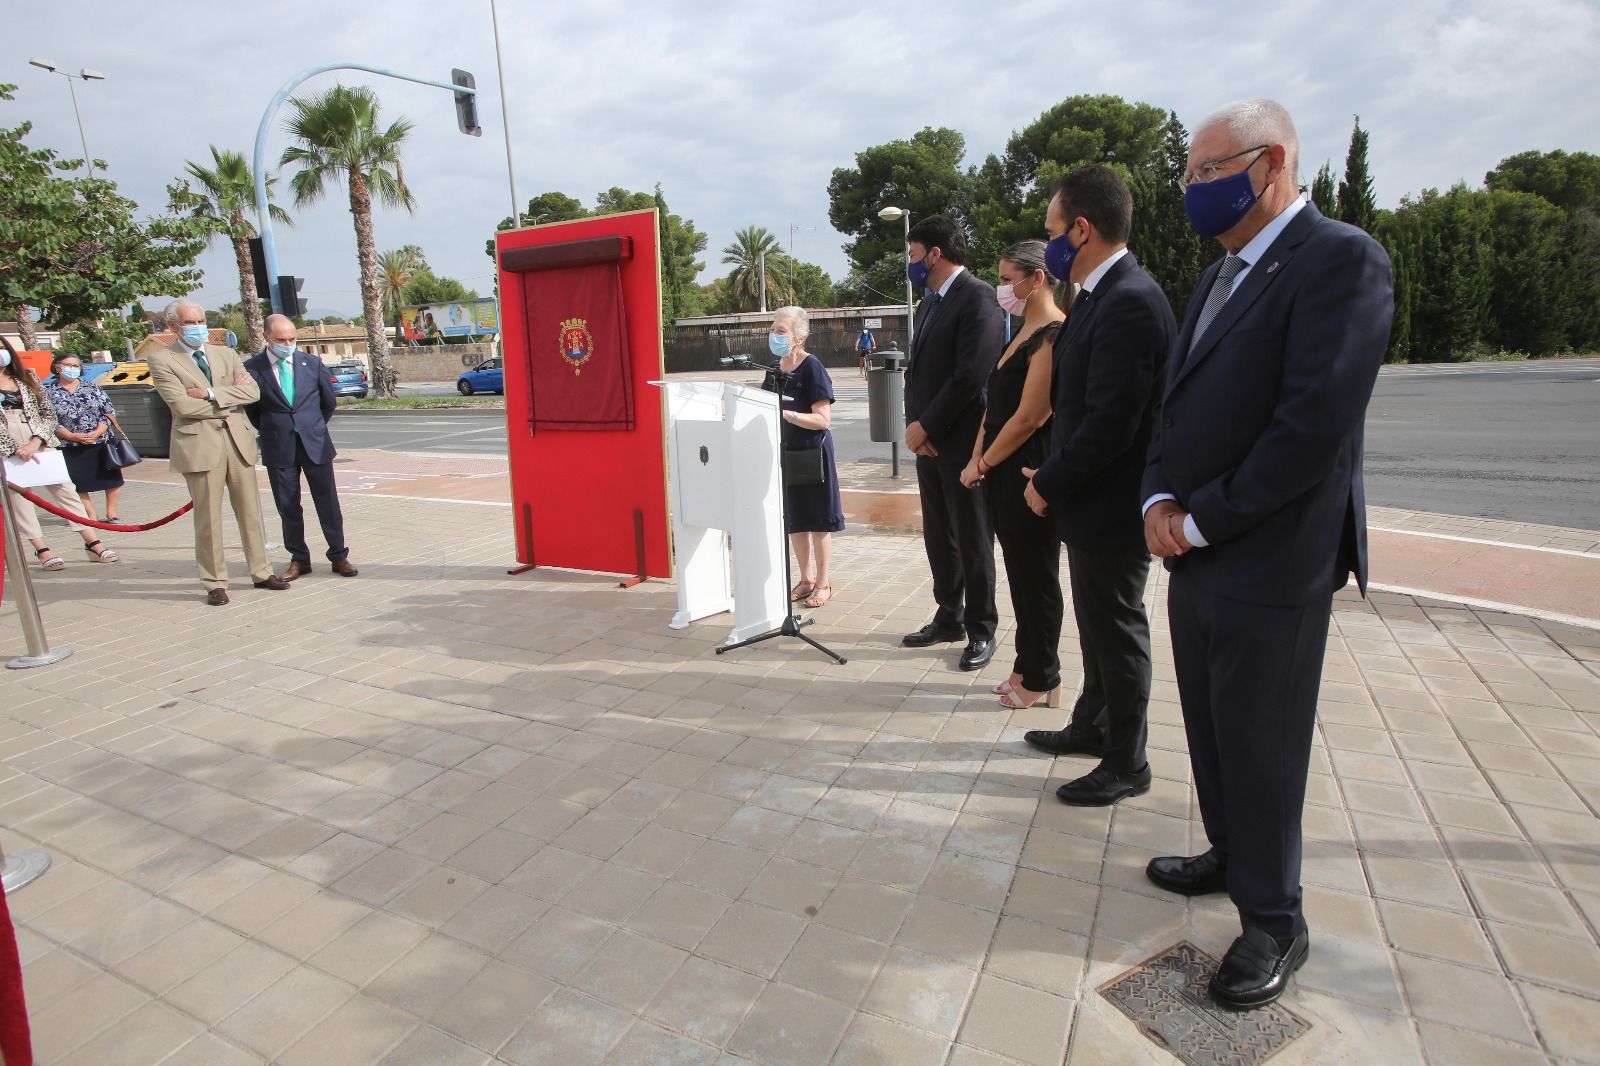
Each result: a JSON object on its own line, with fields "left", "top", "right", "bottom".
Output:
{"left": 904, "top": 268, "right": 1004, "bottom": 465}
{"left": 1142, "top": 203, "right": 1394, "bottom": 606}
{"left": 244, "top": 349, "right": 339, "bottom": 468}
{"left": 1032, "top": 253, "right": 1174, "bottom": 550}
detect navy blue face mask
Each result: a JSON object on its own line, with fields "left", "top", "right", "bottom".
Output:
{"left": 1184, "top": 150, "right": 1268, "bottom": 237}
{"left": 1043, "top": 229, "right": 1084, "bottom": 282}
{"left": 906, "top": 252, "right": 932, "bottom": 289}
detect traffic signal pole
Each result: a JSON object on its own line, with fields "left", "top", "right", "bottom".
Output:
{"left": 251, "top": 63, "right": 478, "bottom": 314}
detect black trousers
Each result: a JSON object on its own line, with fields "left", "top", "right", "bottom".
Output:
{"left": 1167, "top": 571, "right": 1334, "bottom": 940}
{"left": 984, "top": 460, "right": 1061, "bottom": 691}
{"left": 916, "top": 455, "right": 997, "bottom": 641}
{"left": 1065, "top": 544, "right": 1153, "bottom": 773}
{"left": 266, "top": 436, "right": 348, "bottom": 564}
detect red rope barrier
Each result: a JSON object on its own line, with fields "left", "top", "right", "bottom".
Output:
{"left": 4, "top": 483, "right": 193, "bottom": 531}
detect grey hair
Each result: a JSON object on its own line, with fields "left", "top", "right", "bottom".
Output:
{"left": 772, "top": 305, "right": 809, "bottom": 341}
{"left": 163, "top": 298, "right": 205, "bottom": 326}
{"left": 1198, "top": 97, "right": 1300, "bottom": 177}
{"left": 1000, "top": 238, "right": 1055, "bottom": 284}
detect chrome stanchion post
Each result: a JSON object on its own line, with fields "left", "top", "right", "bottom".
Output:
{"left": 1, "top": 484, "right": 73, "bottom": 669}
{"left": 0, "top": 840, "right": 51, "bottom": 894}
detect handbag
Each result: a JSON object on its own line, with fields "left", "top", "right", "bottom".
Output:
{"left": 104, "top": 425, "right": 141, "bottom": 468}
{"left": 782, "top": 446, "right": 825, "bottom": 487}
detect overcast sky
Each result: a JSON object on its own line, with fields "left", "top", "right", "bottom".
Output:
{"left": 9, "top": 0, "right": 1598, "bottom": 317}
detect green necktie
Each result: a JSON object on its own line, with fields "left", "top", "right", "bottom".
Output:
{"left": 277, "top": 356, "right": 295, "bottom": 405}
{"left": 192, "top": 349, "right": 211, "bottom": 380}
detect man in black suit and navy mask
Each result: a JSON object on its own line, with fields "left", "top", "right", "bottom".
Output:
{"left": 1022, "top": 166, "right": 1175, "bottom": 809}
{"left": 245, "top": 314, "right": 358, "bottom": 581}
{"left": 900, "top": 214, "right": 1004, "bottom": 671}
{"left": 1142, "top": 98, "right": 1393, "bottom": 1009}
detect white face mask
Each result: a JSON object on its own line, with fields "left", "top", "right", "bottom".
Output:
{"left": 0, "top": 351, "right": 10, "bottom": 369}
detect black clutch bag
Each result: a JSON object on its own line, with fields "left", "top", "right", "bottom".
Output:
{"left": 782, "top": 447, "right": 825, "bottom": 487}
{"left": 105, "top": 427, "right": 142, "bottom": 468}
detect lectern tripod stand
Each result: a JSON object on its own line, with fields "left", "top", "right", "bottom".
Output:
{"left": 715, "top": 358, "right": 847, "bottom": 665}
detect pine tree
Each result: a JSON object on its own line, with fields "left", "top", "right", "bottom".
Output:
{"left": 1311, "top": 161, "right": 1337, "bottom": 216}
{"left": 1337, "top": 116, "right": 1378, "bottom": 232}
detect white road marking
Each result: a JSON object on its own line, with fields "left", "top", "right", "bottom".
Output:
{"left": 1369, "top": 583, "right": 1599, "bottom": 631}
{"left": 1369, "top": 527, "right": 1600, "bottom": 559}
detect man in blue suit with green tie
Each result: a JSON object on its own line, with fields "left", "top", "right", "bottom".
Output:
{"left": 245, "top": 314, "right": 357, "bottom": 580}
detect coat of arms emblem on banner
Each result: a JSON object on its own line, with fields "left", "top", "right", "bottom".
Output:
{"left": 559, "top": 317, "right": 594, "bottom": 375}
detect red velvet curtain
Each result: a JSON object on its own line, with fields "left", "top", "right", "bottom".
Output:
{"left": 522, "top": 260, "right": 634, "bottom": 431}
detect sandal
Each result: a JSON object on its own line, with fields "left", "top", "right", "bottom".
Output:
{"left": 85, "top": 540, "right": 119, "bottom": 562}
{"left": 790, "top": 580, "right": 816, "bottom": 603}
{"left": 999, "top": 685, "right": 1062, "bottom": 710}
{"left": 35, "top": 546, "right": 65, "bottom": 571}
{"left": 992, "top": 676, "right": 1021, "bottom": 696}
{"left": 802, "top": 584, "right": 833, "bottom": 608}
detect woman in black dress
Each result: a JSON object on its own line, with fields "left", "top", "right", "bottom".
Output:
{"left": 768, "top": 306, "right": 844, "bottom": 608}
{"left": 960, "top": 240, "right": 1065, "bottom": 708}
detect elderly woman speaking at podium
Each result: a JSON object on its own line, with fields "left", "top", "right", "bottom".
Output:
{"left": 764, "top": 306, "right": 844, "bottom": 608}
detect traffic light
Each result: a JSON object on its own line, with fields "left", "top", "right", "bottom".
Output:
{"left": 247, "top": 237, "right": 272, "bottom": 311}
{"left": 451, "top": 68, "right": 481, "bottom": 137}
{"left": 277, "top": 275, "right": 307, "bottom": 319}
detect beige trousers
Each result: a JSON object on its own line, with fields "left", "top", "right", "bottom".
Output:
{"left": 182, "top": 439, "right": 271, "bottom": 590}
{"left": 7, "top": 479, "right": 91, "bottom": 540}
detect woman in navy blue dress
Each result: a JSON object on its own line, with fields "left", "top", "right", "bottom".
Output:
{"left": 767, "top": 306, "right": 843, "bottom": 608}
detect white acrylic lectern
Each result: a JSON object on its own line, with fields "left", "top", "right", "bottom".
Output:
{"left": 663, "top": 381, "right": 786, "bottom": 645}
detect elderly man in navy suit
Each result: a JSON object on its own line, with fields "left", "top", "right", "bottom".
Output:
{"left": 1141, "top": 98, "right": 1393, "bottom": 1009}
{"left": 245, "top": 314, "right": 357, "bottom": 580}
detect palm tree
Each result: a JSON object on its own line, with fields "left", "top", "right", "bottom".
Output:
{"left": 378, "top": 248, "right": 422, "bottom": 347}
{"left": 280, "top": 85, "right": 414, "bottom": 397}
{"left": 721, "top": 226, "right": 793, "bottom": 312}
{"left": 185, "top": 146, "right": 292, "bottom": 354}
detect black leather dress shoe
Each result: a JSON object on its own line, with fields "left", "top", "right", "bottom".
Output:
{"left": 1210, "top": 927, "right": 1309, "bottom": 1009}
{"left": 1145, "top": 849, "right": 1228, "bottom": 896}
{"left": 1024, "top": 726, "right": 1105, "bottom": 758}
{"left": 1055, "top": 763, "right": 1152, "bottom": 806}
{"left": 903, "top": 622, "right": 967, "bottom": 648}
{"left": 958, "top": 639, "right": 994, "bottom": 671}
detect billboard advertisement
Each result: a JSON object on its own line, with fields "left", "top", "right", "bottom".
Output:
{"left": 401, "top": 297, "right": 499, "bottom": 341}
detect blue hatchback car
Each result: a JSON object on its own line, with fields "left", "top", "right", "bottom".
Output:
{"left": 457, "top": 357, "right": 504, "bottom": 395}
{"left": 326, "top": 360, "right": 369, "bottom": 398}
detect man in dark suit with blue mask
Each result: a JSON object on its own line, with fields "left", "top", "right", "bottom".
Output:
{"left": 900, "top": 215, "right": 1004, "bottom": 672}
{"left": 1141, "top": 98, "right": 1393, "bottom": 1009}
{"left": 245, "top": 314, "right": 357, "bottom": 580}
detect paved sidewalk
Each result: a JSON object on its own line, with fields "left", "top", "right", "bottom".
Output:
{"left": 3, "top": 483, "right": 1599, "bottom": 1065}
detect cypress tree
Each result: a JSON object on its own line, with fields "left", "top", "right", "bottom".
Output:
{"left": 1311, "top": 161, "right": 1337, "bottom": 216}
{"left": 1337, "top": 115, "right": 1378, "bottom": 232}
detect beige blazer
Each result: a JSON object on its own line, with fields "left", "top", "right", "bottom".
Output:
{"left": 147, "top": 340, "right": 262, "bottom": 474}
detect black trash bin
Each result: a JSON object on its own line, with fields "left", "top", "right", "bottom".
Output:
{"left": 867, "top": 350, "right": 905, "bottom": 444}
{"left": 100, "top": 364, "right": 172, "bottom": 459}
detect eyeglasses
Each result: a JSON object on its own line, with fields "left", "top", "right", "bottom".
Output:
{"left": 1181, "top": 144, "right": 1269, "bottom": 187}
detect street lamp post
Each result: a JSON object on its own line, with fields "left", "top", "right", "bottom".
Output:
{"left": 877, "top": 205, "right": 913, "bottom": 349}
{"left": 28, "top": 59, "right": 106, "bottom": 179}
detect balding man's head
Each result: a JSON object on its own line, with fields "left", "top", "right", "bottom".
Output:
{"left": 264, "top": 315, "right": 298, "bottom": 346}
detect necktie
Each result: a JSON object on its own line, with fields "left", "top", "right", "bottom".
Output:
{"left": 192, "top": 349, "right": 211, "bottom": 381}
{"left": 277, "top": 357, "right": 295, "bottom": 405}
{"left": 1187, "top": 254, "right": 1247, "bottom": 356}
{"left": 915, "top": 292, "right": 942, "bottom": 352}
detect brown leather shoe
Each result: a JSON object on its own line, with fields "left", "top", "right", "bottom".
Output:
{"left": 253, "top": 575, "right": 291, "bottom": 591}
{"left": 206, "top": 588, "right": 229, "bottom": 606}
{"left": 280, "top": 559, "right": 313, "bottom": 581}
{"left": 331, "top": 558, "right": 358, "bottom": 577}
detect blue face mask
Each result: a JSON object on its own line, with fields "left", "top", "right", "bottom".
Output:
{"left": 1184, "top": 153, "right": 1266, "bottom": 237}
{"left": 1043, "top": 229, "right": 1084, "bottom": 282}
{"left": 906, "top": 253, "right": 931, "bottom": 290}
{"left": 768, "top": 332, "right": 793, "bottom": 357}
{"left": 180, "top": 324, "right": 209, "bottom": 349}
{"left": 270, "top": 343, "right": 295, "bottom": 359}
{"left": 60, "top": 366, "right": 82, "bottom": 381}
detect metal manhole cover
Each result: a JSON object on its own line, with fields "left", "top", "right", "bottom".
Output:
{"left": 1099, "top": 941, "right": 1310, "bottom": 1066}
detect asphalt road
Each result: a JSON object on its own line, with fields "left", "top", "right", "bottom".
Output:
{"left": 336, "top": 359, "right": 1600, "bottom": 529}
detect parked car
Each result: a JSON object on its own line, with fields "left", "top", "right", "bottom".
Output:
{"left": 327, "top": 360, "right": 369, "bottom": 398}
{"left": 457, "top": 357, "right": 504, "bottom": 395}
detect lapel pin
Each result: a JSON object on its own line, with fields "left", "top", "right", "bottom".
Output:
{"left": 1266, "top": 261, "right": 1280, "bottom": 274}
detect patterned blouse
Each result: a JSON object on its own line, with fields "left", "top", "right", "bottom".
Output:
{"left": 46, "top": 379, "right": 116, "bottom": 438}
{"left": 0, "top": 374, "right": 62, "bottom": 457}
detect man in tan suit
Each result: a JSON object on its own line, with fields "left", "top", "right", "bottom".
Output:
{"left": 148, "top": 299, "right": 290, "bottom": 605}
